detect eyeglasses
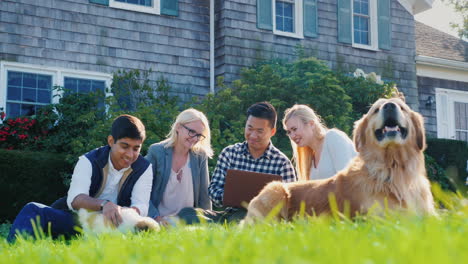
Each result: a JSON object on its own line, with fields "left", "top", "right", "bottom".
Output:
{"left": 182, "top": 124, "right": 206, "bottom": 141}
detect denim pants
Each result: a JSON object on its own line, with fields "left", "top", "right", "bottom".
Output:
{"left": 7, "top": 202, "right": 78, "bottom": 243}
{"left": 177, "top": 207, "right": 247, "bottom": 225}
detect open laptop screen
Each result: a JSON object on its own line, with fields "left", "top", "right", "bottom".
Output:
{"left": 222, "top": 169, "right": 282, "bottom": 208}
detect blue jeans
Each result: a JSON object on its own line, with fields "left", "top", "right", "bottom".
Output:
{"left": 7, "top": 202, "right": 78, "bottom": 243}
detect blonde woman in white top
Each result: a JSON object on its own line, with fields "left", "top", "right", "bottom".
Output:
{"left": 145, "top": 108, "right": 213, "bottom": 224}
{"left": 283, "top": 104, "right": 356, "bottom": 181}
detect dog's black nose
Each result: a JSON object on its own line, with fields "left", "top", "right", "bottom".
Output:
{"left": 383, "top": 102, "right": 396, "bottom": 111}
{"left": 382, "top": 103, "right": 398, "bottom": 126}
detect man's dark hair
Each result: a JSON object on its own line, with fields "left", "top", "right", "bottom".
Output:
{"left": 246, "top": 102, "right": 277, "bottom": 129}
{"left": 111, "top": 114, "right": 146, "bottom": 142}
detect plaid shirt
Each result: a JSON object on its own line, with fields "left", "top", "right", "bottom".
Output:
{"left": 208, "top": 141, "right": 297, "bottom": 207}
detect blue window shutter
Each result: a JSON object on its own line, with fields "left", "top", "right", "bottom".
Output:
{"left": 378, "top": 0, "right": 391, "bottom": 50}
{"left": 161, "top": 0, "right": 178, "bottom": 16}
{"left": 303, "top": 0, "right": 318, "bottom": 38}
{"left": 337, "top": 0, "right": 351, "bottom": 44}
{"left": 89, "top": 0, "right": 109, "bottom": 5}
{"left": 257, "top": 0, "right": 273, "bottom": 30}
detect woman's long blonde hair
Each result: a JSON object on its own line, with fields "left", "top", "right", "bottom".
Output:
{"left": 163, "top": 108, "right": 213, "bottom": 158}
{"left": 283, "top": 105, "right": 327, "bottom": 181}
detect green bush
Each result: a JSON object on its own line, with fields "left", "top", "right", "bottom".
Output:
{"left": 0, "top": 149, "right": 71, "bottom": 222}
{"left": 196, "top": 57, "right": 397, "bottom": 163}
{"left": 425, "top": 154, "right": 456, "bottom": 192}
{"left": 425, "top": 138, "right": 468, "bottom": 192}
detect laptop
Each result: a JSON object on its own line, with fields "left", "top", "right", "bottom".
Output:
{"left": 222, "top": 169, "right": 282, "bottom": 208}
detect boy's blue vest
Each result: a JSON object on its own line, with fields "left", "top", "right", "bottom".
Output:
{"left": 51, "top": 145, "right": 150, "bottom": 210}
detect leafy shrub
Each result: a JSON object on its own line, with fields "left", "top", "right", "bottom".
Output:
{"left": 425, "top": 154, "right": 456, "bottom": 192}
{"left": 0, "top": 111, "right": 57, "bottom": 151}
{"left": 197, "top": 57, "right": 397, "bottom": 162}
{"left": 0, "top": 149, "right": 71, "bottom": 222}
{"left": 426, "top": 138, "right": 468, "bottom": 183}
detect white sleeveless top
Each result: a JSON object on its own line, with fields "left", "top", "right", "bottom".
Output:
{"left": 310, "top": 129, "right": 357, "bottom": 180}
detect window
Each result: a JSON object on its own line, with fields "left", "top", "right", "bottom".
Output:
{"left": 110, "top": 0, "right": 160, "bottom": 14}
{"left": 351, "top": 0, "right": 378, "bottom": 50}
{"left": 273, "top": 0, "right": 304, "bottom": 38}
{"left": 6, "top": 71, "right": 52, "bottom": 117}
{"left": 436, "top": 88, "right": 468, "bottom": 142}
{"left": 115, "top": 0, "right": 152, "bottom": 7}
{"left": 0, "top": 62, "right": 112, "bottom": 118}
{"left": 275, "top": 1, "right": 294, "bottom": 33}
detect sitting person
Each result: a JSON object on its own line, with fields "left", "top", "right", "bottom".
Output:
{"left": 145, "top": 109, "right": 213, "bottom": 225}
{"left": 283, "top": 104, "right": 356, "bottom": 180}
{"left": 178, "top": 102, "right": 297, "bottom": 224}
{"left": 7, "top": 115, "right": 153, "bottom": 242}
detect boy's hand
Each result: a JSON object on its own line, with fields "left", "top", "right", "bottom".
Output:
{"left": 103, "top": 202, "right": 123, "bottom": 226}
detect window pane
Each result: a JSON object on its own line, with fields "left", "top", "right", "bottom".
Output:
{"left": 92, "top": 80, "right": 106, "bottom": 93}
{"left": 284, "top": 18, "right": 293, "bottom": 32}
{"left": 7, "top": 103, "right": 20, "bottom": 118}
{"left": 361, "top": 1, "right": 369, "bottom": 15}
{"left": 276, "top": 16, "right": 284, "bottom": 31}
{"left": 64, "top": 77, "right": 78, "bottom": 93}
{"left": 38, "top": 90, "right": 51, "bottom": 103}
{"left": 37, "top": 75, "right": 52, "bottom": 90}
{"left": 21, "top": 104, "right": 36, "bottom": 116}
{"left": 78, "top": 79, "right": 92, "bottom": 93}
{"left": 354, "top": 16, "right": 360, "bottom": 30}
{"left": 23, "top": 73, "right": 36, "bottom": 88}
{"left": 353, "top": 0, "right": 361, "bottom": 14}
{"left": 8, "top": 71, "right": 22, "bottom": 86}
{"left": 354, "top": 30, "right": 360, "bottom": 44}
{"left": 283, "top": 3, "right": 293, "bottom": 18}
{"left": 7, "top": 87, "right": 21, "bottom": 101}
{"left": 361, "top": 31, "right": 369, "bottom": 45}
{"left": 362, "top": 17, "right": 369, "bottom": 31}
{"left": 23, "top": 88, "right": 37, "bottom": 103}
{"left": 116, "top": 0, "right": 152, "bottom": 7}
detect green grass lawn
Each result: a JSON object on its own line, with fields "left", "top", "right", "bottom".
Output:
{"left": 1, "top": 202, "right": 467, "bottom": 264}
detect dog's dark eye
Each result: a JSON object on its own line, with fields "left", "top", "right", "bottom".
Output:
{"left": 374, "top": 108, "right": 379, "bottom": 114}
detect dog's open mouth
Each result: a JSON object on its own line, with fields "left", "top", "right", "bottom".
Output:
{"left": 374, "top": 118, "right": 408, "bottom": 141}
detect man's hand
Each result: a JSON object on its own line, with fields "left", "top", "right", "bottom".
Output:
{"left": 154, "top": 216, "right": 170, "bottom": 227}
{"left": 102, "top": 201, "right": 123, "bottom": 227}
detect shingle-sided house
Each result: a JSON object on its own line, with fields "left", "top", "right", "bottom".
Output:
{"left": 0, "top": 0, "right": 433, "bottom": 118}
{"left": 415, "top": 21, "right": 468, "bottom": 141}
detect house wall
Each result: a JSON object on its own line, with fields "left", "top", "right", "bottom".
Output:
{"left": 215, "top": 0, "right": 420, "bottom": 109}
{"left": 0, "top": 0, "right": 210, "bottom": 101}
{"left": 418, "top": 76, "right": 468, "bottom": 137}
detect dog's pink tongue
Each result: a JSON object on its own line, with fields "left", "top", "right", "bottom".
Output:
{"left": 384, "top": 126, "right": 400, "bottom": 132}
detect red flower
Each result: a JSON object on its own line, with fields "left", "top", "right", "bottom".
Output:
{"left": 18, "top": 134, "right": 28, "bottom": 140}
{"left": 7, "top": 146, "right": 14, "bottom": 150}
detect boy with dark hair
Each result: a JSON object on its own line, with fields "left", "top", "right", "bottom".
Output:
{"left": 7, "top": 115, "right": 153, "bottom": 242}
{"left": 178, "top": 102, "right": 296, "bottom": 223}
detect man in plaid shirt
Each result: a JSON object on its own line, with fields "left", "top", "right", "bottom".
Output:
{"left": 178, "top": 102, "right": 297, "bottom": 224}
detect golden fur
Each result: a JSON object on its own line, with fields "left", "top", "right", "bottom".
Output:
{"left": 245, "top": 98, "right": 436, "bottom": 222}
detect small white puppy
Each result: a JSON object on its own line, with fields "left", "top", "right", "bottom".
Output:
{"left": 78, "top": 208, "right": 160, "bottom": 233}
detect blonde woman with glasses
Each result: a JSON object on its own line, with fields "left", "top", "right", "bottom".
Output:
{"left": 145, "top": 108, "right": 213, "bottom": 225}
{"left": 283, "top": 104, "right": 356, "bottom": 181}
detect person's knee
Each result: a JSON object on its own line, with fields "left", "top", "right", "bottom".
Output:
{"left": 22, "top": 202, "right": 44, "bottom": 214}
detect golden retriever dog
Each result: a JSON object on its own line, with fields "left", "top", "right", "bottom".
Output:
{"left": 78, "top": 207, "right": 160, "bottom": 233}
{"left": 244, "top": 98, "right": 436, "bottom": 222}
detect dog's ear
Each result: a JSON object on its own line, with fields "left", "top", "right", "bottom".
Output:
{"left": 410, "top": 111, "right": 426, "bottom": 151}
{"left": 353, "top": 115, "right": 368, "bottom": 152}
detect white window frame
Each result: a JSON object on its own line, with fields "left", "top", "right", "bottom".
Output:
{"left": 435, "top": 88, "right": 468, "bottom": 140}
{"left": 110, "top": 0, "right": 160, "bottom": 15}
{"left": 0, "top": 61, "right": 112, "bottom": 115}
{"left": 351, "top": 0, "right": 378, "bottom": 51}
{"left": 272, "top": 0, "right": 304, "bottom": 39}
